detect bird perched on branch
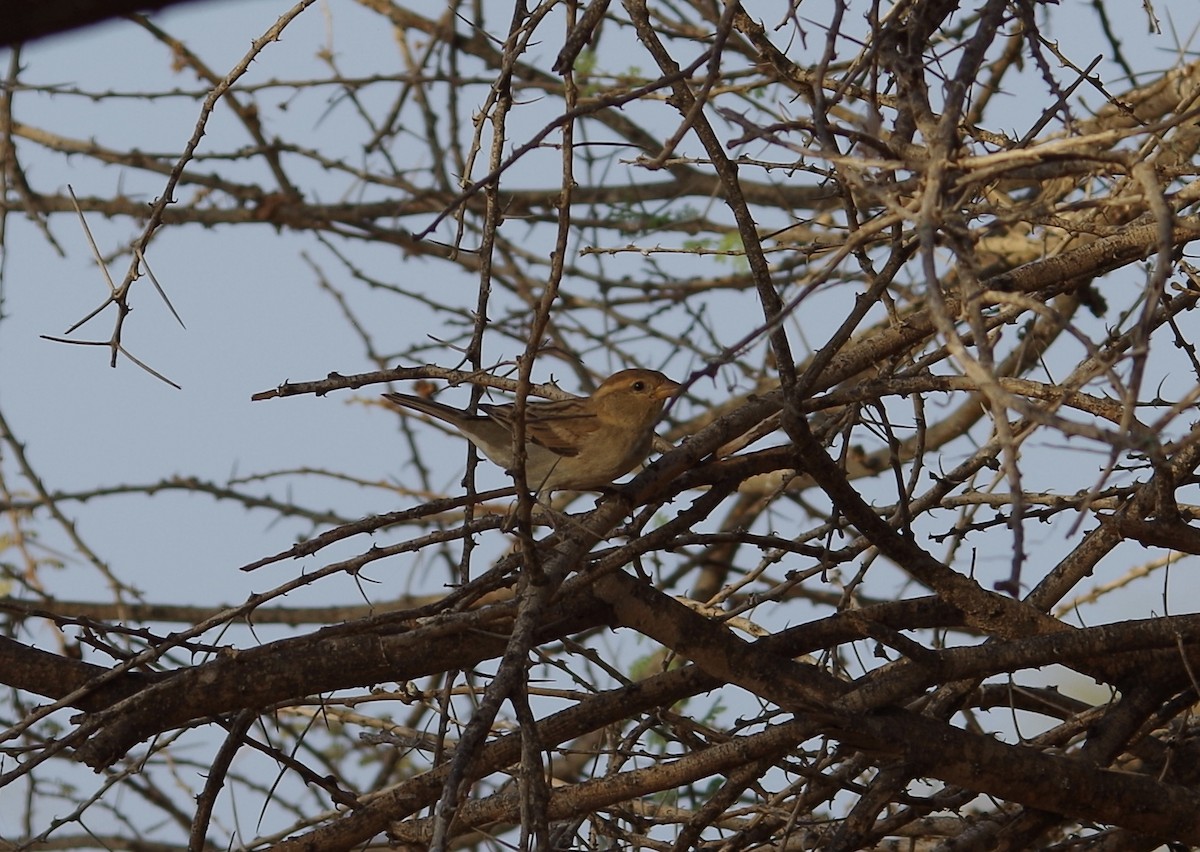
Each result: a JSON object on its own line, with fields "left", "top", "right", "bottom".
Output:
{"left": 383, "top": 368, "right": 680, "bottom": 494}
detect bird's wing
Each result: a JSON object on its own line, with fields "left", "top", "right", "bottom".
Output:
{"left": 483, "top": 399, "right": 598, "bottom": 457}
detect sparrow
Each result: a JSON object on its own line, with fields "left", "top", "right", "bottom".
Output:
{"left": 383, "top": 369, "right": 680, "bottom": 493}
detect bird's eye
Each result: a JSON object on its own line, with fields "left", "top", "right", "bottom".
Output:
{"left": 632, "top": 381, "right": 646, "bottom": 392}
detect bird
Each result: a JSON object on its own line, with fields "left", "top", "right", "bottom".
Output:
{"left": 383, "top": 368, "right": 680, "bottom": 494}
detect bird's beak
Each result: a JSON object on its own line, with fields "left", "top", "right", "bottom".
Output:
{"left": 652, "top": 380, "right": 682, "bottom": 401}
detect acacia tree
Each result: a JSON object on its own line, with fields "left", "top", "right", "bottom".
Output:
{"left": 4, "top": 1, "right": 1200, "bottom": 849}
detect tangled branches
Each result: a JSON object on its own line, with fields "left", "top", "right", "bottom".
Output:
{"left": 3, "top": 1, "right": 1200, "bottom": 849}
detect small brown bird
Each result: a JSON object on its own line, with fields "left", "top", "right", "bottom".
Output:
{"left": 383, "top": 369, "right": 680, "bottom": 493}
